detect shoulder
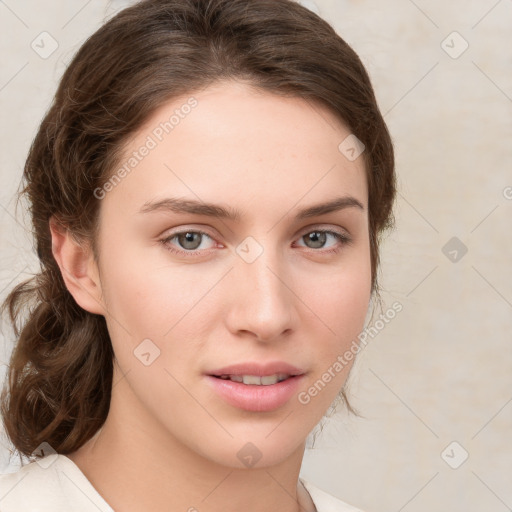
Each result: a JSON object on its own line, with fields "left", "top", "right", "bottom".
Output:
{"left": 0, "top": 457, "right": 364, "bottom": 512}
{"left": 0, "top": 454, "right": 113, "bottom": 512}
{"left": 300, "top": 478, "right": 366, "bottom": 512}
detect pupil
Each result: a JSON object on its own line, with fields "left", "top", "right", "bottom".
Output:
{"left": 307, "top": 231, "right": 325, "bottom": 248}
{"left": 180, "top": 232, "right": 200, "bottom": 249}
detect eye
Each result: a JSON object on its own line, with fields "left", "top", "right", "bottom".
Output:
{"left": 295, "top": 229, "right": 352, "bottom": 254}
{"left": 158, "top": 227, "right": 352, "bottom": 258}
{"left": 159, "top": 230, "right": 216, "bottom": 256}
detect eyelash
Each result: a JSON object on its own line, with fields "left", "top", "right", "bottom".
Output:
{"left": 158, "top": 228, "right": 352, "bottom": 258}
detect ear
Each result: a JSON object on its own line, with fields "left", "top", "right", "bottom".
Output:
{"left": 49, "top": 216, "right": 105, "bottom": 316}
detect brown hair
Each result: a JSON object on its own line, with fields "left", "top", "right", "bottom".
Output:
{"left": 1, "top": 0, "right": 396, "bottom": 462}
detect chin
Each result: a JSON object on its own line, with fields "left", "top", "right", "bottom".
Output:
{"left": 194, "top": 426, "right": 309, "bottom": 470}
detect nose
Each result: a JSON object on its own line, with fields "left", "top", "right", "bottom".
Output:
{"left": 224, "top": 242, "right": 297, "bottom": 343}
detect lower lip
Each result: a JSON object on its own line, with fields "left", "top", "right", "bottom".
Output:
{"left": 205, "top": 375, "right": 305, "bottom": 412}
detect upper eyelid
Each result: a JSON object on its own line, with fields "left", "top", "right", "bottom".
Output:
{"left": 163, "top": 222, "right": 350, "bottom": 238}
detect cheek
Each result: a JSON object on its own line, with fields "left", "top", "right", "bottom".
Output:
{"left": 315, "top": 284, "right": 370, "bottom": 365}
{"left": 309, "top": 244, "right": 372, "bottom": 325}
{"left": 303, "top": 255, "right": 372, "bottom": 383}
{"left": 98, "top": 241, "right": 220, "bottom": 371}
{"left": 99, "top": 239, "right": 202, "bottom": 330}
{"left": 294, "top": 266, "right": 371, "bottom": 412}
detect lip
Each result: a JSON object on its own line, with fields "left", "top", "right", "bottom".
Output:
{"left": 205, "top": 361, "right": 306, "bottom": 412}
{"left": 207, "top": 362, "right": 305, "bottom": 377}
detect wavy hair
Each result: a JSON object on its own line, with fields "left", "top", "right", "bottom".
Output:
{"left": 0, "top": 0, "right": 396, "bottom": 462}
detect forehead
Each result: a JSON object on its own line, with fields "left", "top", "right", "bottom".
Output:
{"left": 101, "top": 80, "right": 368, "bottom": 220}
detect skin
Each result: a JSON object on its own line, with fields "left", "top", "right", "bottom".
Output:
{"left": 50, "top": 80, "right": 372, "bottom": 512}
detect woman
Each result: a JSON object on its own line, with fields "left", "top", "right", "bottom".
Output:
{"left": 0, "top": 0, "right": 396, "bottom": 510}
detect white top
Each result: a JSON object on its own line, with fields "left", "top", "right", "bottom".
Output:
{"left": 0, "top": 454, "right": 365, "bottom": 511}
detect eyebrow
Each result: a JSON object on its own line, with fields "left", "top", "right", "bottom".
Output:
{"left": 138, "top": 195, "right": 365, "bottom": 221}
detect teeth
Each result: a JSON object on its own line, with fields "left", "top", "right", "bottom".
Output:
{"left": 243, "top": 375, "right": 263, "bottom": 385}
{"left": 260, "top": 375, "right": 282, "bottom": 385}
{"left": 218, "top": 373, "right": 290, "bottom": 385}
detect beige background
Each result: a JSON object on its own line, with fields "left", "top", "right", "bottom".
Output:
{"left": 1, "top": 1, "right": 511, "bottom": 511}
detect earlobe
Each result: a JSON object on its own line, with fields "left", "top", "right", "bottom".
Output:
{"left": 49, "top": 216, "right": 105, "bottom": 316}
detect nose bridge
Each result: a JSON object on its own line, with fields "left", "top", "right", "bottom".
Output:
{"left": 228, "top": 235, "right": 294, "bottom": 340}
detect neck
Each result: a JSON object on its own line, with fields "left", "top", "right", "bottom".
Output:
{"left": 67, "top": 368, "right": 316, "bottom": 512}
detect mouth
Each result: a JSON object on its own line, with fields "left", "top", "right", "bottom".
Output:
{"left": 213, "top": 373, "right": 293, "bottom": 385}
{"left": 205, "top": 362, "right": 306, "bottom": 412}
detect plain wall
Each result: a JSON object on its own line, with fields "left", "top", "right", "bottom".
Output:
{"left": 0, "top": 1, "right": 511, "bottom": 511}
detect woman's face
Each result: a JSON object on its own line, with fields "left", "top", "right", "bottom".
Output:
{"left": 93, "top": 80, "right": 371, "bottom": 468}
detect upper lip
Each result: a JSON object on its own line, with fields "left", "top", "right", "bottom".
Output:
{"left": 208, "top": 362, "right": 305, "bottom": 377}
